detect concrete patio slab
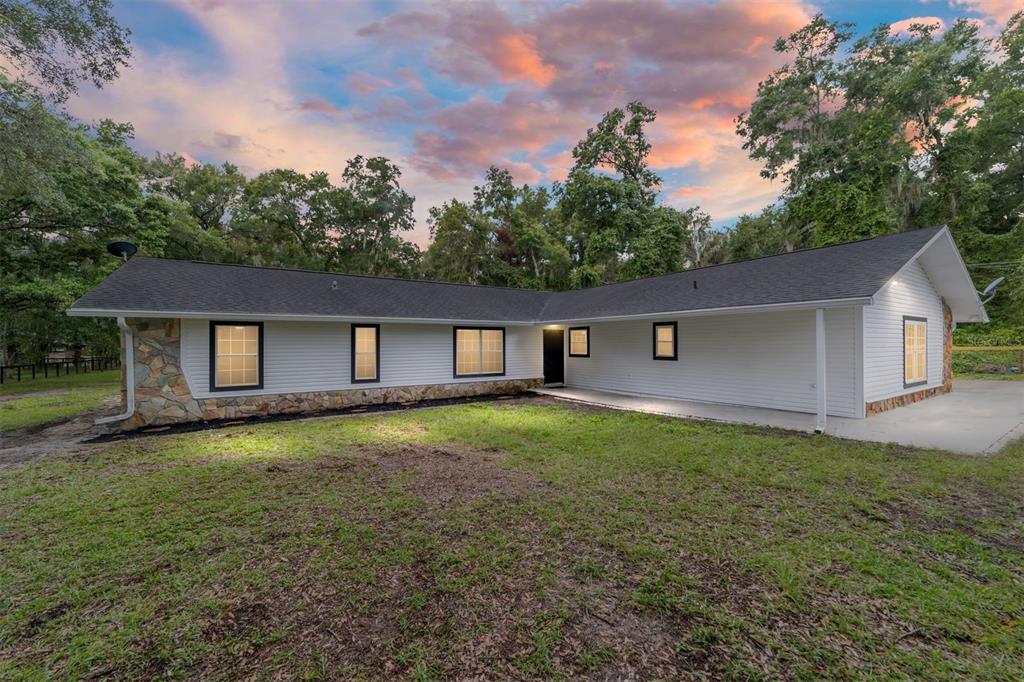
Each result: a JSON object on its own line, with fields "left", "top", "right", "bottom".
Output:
{"left": 534, "top": 380, "right": 1024, "bottom": 454}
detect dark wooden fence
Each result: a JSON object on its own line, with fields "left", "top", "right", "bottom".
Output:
{"left": 0, "top": 357, "right": 120, "bottom": 384}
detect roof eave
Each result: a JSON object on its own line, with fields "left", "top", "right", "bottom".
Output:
{"left": 68, "top": 296, "right": 876, "bottom": 326}
{"left": 538, "top": 296, "right": 875, "bottom": 324}
{"left": 65, "top": 308, "right": 540, "bottom": 326}
{"left": 881, "top": 227, "right": 988, "bottom": 324}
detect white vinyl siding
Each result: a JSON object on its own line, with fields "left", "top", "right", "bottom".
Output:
{"left": 863, "top": 260, "right": 944, "bottom": 402}
{"left": 180, "top": 320, "right": 540, "bottom": 398}
{"left": 564, "top": 308, "right": 861, "bottom": 418}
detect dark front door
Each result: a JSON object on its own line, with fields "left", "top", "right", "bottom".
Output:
{"left": 543, "top": 329, "right": 564, "bottom": 385}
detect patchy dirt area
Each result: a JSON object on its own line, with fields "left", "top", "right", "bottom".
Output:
{"left": 0, "top": 397, "right": 117, "bottom": 465}
{"left": 361, "top": 442, "right": 548, "bottom": 507}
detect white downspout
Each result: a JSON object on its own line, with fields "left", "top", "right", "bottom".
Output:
{"left": 815, "top": 307, "right": 827, "bottom": 434}
{"left": 96, "top": 317, "right": 135, "bottom": 426}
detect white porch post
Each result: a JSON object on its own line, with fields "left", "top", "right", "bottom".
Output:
{"left": 815, "top": 307, "right": 827, "bottom": 433}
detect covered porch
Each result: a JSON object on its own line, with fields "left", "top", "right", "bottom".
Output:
{"left": 534, "top": 380, "right": 1024, "bottom": 454}
{"left": 542, "top": 304, "right": 863, "bottom": 424}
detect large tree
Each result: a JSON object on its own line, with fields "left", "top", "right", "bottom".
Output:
{"left": 0, "top": 1, "right": 136, "bottom": 363}
{"left": 423, "top": 167, "right": 570, "bottom": 289}
{"left": 736, "top": 12, "right": 1024, "bottom": 328}
{"left": 0, "top": 0, "right": 131, "bottom": 103}
{"left": 422, "top": 199, "right": 494, "bottom": 285}
{"left": 557, "top": 101, "right": 722, "bottom": 286}
{"left": 334, "top": 155, "right": 420, "bottom": 277}
{"left": 1, "top": 120, "right": 177, "bottom": 362}
{"left": 228, "top": 158, "right": 420, "bottom": 277}
{"left": 426, "top": 102, "right": 720, "bottom": 290}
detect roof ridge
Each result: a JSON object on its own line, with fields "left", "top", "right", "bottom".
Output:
{"left": 130, "top": 257, "right": 551, "bottom": 294}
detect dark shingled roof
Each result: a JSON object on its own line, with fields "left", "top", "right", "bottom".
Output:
{"left": 538, "top": 226, "right": 943, "bottom": 321}
{"left": 71, "top": 258, "right": 552, "bottom": 322}
{"left": 70, "top": 227, "right": 943, "bottom": 322}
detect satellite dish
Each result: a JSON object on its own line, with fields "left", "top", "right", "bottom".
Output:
{"left": 979, "top": 276, "right": 1005, "bottom": 304}
{"left": 106, "top": 241, "right": 138, "bottom": 262}
{"left": 982, "top": 276, "right": 1005, "bottom": 297}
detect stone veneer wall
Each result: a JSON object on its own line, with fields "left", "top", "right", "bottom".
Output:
{"left": 865, "top": 300, "right": 953, "bottom": 416}
{"left": 107, "top": 317, "right": 542, "bottom": 433}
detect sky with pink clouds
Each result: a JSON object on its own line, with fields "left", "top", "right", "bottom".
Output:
{"left": 70, "top": 0, "right": 1019, "bottom": 247}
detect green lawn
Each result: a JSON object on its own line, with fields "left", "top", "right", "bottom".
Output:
{"left": 953, "top": 348, "right": 1023, "bottom": 380}
{"left": 0, "top": 370, "right": 120, "bottom": 433}
{"left": 1, "top": 402, "right": 1022, "bottom": 680}
{"left": 955, "top": 372, "right": 1024, "bottom": 381}
{"left": 0, "top": 369, "right": 121, "bottom": 397}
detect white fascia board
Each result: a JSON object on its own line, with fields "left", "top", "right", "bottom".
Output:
{"left": 65, "top": 308, "right": 539, "bottom": 326}
{"left": 938, "top": 227, "right": 989, "bottom": 323}
{"left": 539, "top": 297, "right": 873, "bottom": 324}
{"left": 69, "top": 297, "right": 873, "bottom": 326}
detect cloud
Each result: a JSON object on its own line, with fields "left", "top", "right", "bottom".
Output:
{"left": 294, "top": 96, "right": 341, "bottom": 115}
{"left": 410, "top": 91, "right": 588, "bottom": 180}
{"left": 358, "top": 4, "right": 557, "bottom": 87}
{"left": 666, "top": 146, "right": 784, "bottom": 221}
{"left": 951, "top": 0, "right": 1022, "bottom": 24}
{"left": 355, "top": 11, "right": 445, "bottom": 38}
{"left": 346, "top": 72, "right": 395, "bottom": 95}
{"left": 531, "top": 0, "right": 811, "bottom": 112}
{"left": 671, "top": 185, "right": 713, "bottom": 198}
{"left": 648, "top": 109, "right": 739, "bottom": 170}
{"left": 357, "top": 0, "right": 809, "bottom": 215}
{"left": 889, "top": 16, "right": 946, "bottom": 35}
{"left": 489, "top": 33, "right": 557, "bottom": 87}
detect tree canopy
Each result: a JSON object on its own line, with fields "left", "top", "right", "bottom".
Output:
{"left": 735, "top": 11, "right": 1024, "bottom": 328}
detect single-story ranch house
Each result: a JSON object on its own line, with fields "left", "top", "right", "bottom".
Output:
{"left": 69, "top": 226, "right": 986, "bottom": 433}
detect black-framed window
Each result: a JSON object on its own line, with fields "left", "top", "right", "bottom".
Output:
{"left": 453, "top": 327, "right": 505, "bottom": 377}
{"left": 209, "top": 321, "right": 264, "bottom": 391}
{"left": 653, "top": 321, "right": 678, "bottom": 360}
{"left": 351, "top": 324, "right": 380, "bottom": 383}
{"left": 568, "top": 326, "right": 590, "bottom": 357}
{"left": 903, "top": 316, "right": 927, "bottom": 387}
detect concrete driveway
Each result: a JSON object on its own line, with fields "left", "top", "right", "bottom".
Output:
{"left": 535, "top": 380, "right": 1024, "bottom": 454}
